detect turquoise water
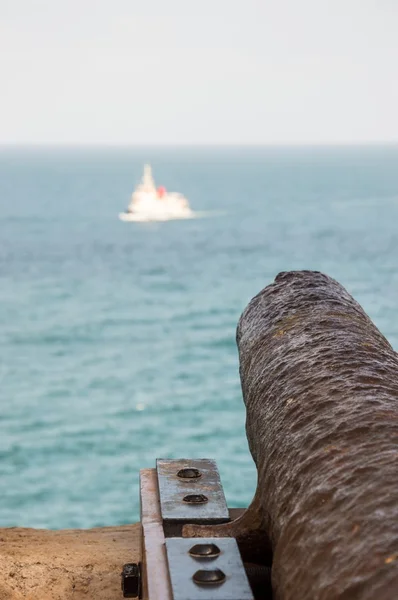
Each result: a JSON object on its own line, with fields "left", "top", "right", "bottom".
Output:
{"left": 1, "top": 146, "right": 398, "bottom": 529}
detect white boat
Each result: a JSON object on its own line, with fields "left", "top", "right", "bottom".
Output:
{"left": 119, "top": 164, "right": 194, "bottom": 222}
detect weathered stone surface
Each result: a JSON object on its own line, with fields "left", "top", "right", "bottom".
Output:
{"left": 0, "top": 524, "right": 140, "bottom": 600}
{"left": 238, "top": 271, "right": 398, "bottom": 599}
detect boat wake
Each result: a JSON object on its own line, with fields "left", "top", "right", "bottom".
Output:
{"left": 119, "top": 209, "right": 226, "bottom": 223}
{"left": 191, "top": 210, "right": 227, "bottom": 219}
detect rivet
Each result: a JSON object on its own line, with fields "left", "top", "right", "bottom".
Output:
{"left": 193, "top": 568, "right": 226, "bottom": 585}
{"left": 183, "top": 494, "right": 208, "bottom": 504}
{"left": 177, "top": 468, "right": 202, "bottom": 479}
{"left": 189, "top": 543, "right": 221, "bottom": 558}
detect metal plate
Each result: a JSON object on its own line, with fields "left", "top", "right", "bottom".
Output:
{"left": 165, "top": 537, "right": 254, "bottom": 600}
{"left": 157, "top": 459, "right": 230, "bottom": 524}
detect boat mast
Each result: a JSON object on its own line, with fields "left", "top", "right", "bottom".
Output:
{"left": 142, "top": 164, "right": 156, "bottom": 191}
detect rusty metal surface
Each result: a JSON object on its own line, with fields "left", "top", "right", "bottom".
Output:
{"left": 165, "top": 537, "right": 254, "bottom": 600}
{"left": 140, "top": 468, "right": 172, "bottom": 600}
{"left": 157, "top": 459, "right": 230, "bottom": 524}
{"left": 237, "top": 271, "right": 398, "bottom": 599}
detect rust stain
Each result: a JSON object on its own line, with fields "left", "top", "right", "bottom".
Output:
{"left": 273, "top": 330, "right": 286, "bottom": 338}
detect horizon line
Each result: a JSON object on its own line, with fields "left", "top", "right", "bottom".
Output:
{"left": 1, "top": 141, "right": 398, "bottom": 149}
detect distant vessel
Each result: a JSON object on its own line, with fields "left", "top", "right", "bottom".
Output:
{"left": 119, "top": 165, "right": 194, "bottom": 222}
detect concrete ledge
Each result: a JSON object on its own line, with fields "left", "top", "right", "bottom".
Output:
{"left": 0, "top": 524, "right": 140, "bottom": 600}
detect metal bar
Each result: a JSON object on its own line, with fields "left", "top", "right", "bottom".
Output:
{"left": 156, "top": 459, "right": 230, "bottom": 524}
{"left": 165, "top": 537, "right": 254, "bottom": 600}
{"left": 140, "top": 468, "right": 172, "bottom": 600}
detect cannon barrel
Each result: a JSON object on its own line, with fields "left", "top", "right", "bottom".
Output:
{"left": 237, "top": 270, "right": 398, "bottom": 599}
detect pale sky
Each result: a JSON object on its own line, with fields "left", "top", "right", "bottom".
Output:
{"left": 1, "top": 0, "right": 397, "bottom": 145}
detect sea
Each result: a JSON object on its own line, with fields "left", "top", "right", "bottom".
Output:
{"left": 1, "top": 145, "right": 398, "bottom": 529}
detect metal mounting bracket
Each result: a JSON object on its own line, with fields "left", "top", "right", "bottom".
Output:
{"left": 132, "top": 458, "right": 255, "bottom": 599}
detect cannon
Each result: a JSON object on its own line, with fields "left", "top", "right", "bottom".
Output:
{"left": 127, "top": 271, "right": 398, "bottom": 599}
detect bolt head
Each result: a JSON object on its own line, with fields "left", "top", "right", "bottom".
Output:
{"left": 177, "top": 467, "right": 202, "bottom": 479}
{"left": 189, "top": 543, "right": 221, "bottom": 558}
{"left": 193, "top": 568, "right": 226, "bottom": 585}
{"left": 183, "top": 493, "right": 208, "bottom": 504}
